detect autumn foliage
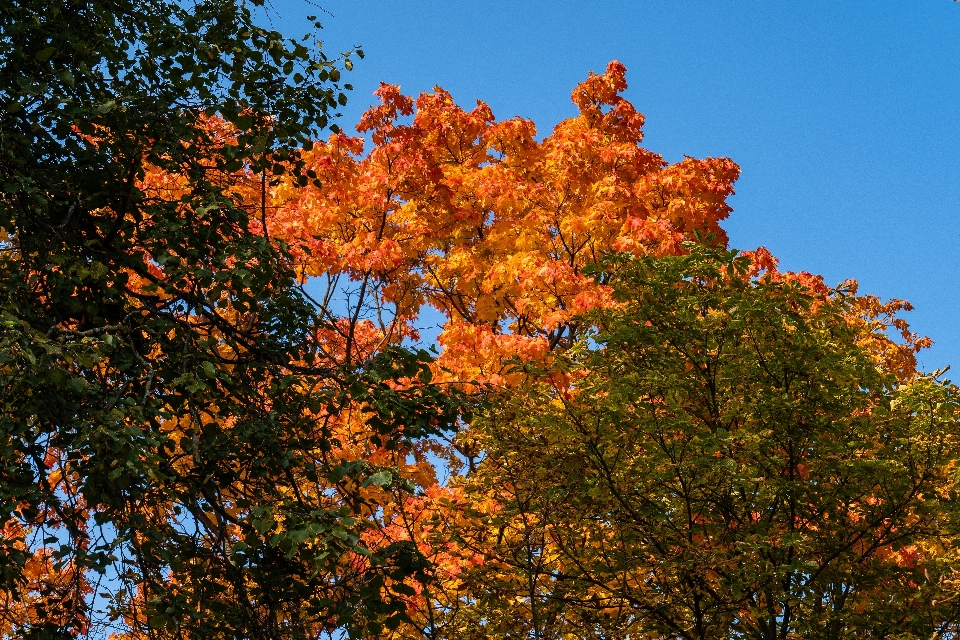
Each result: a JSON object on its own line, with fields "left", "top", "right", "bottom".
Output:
{"left": 4, "top": 51, "right": 959, "bottom": 640}
{"left": 265, "top": 60, "right": 739, "bottom": 386}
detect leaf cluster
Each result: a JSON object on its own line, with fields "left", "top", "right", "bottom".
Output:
{"left": 430, "top": 246, "right": 960, "bottom": 639}
{"left": 0, "top": 1, "right": 448, "bottom": 638}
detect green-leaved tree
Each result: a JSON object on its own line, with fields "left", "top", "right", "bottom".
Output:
{"left": 432, "top": 247, "right": 960, "bottom": 640}
{"left": 0, "top": 1, "right": 463, "bottom": 638}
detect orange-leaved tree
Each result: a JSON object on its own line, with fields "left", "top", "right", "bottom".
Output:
{"left": 262, "top": 62, "right": 960, "bottom": 639}
{"left": 266, "top": 60, "right": 740, "bottom": 385}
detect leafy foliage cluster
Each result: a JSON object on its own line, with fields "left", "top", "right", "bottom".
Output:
{"left": 2, "top": 2, "right": 960, "bottom": 639}
{"left": 441, "top": 248, "right": 960, "bottom": 639}
{"left": 0, "top": 0, "right": 461, "bottom": 637}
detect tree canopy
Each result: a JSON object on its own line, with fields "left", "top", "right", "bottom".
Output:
{"left": 1, "top": 0, "right": 462, "bottom": 637}
{"left": 2, "top": 3, "right": 958, "bottom": 637}
{"left": 418, "top": 247, "right": 960, "bottom": 639}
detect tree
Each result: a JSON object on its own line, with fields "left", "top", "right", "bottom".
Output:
{"left": 419, "top": 246, "right": 960, "bottom": 639}
{"left": 7, "top": 21, "right": 951, "bottom": 636}
{"left": 248, "top": 60, "right": 960, "bottom": 638}
{"left": 246, "top": 62, "right": 735, "bottom": 635}
{"left": 264, "top": 60, "right": 740, "bottom": 386}
{"left": 0, "top": 1, "right": 463, "bottom": 638}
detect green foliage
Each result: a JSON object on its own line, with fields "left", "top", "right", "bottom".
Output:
{"left": 0, "top": 1, "right": 462, "bottom": 637}
{"left": 462, "top": 246, "right": 960, "bottom": 639}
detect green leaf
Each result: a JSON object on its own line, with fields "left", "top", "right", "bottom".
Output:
{"left": 364, "top": 471, "right": 393, "bottom": 488}
{"left": 96, "top": 99, "right": 117, "bottom": 113}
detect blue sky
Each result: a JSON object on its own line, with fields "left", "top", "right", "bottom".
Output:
{"left": 272, "top": 0, "right": 960, "bottom": 373}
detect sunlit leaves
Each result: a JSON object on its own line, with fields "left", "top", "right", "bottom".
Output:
{"left": 266, "top": 61, "right": 740, "bottom": 386}
{"left": 423, "top": 247, "right": 960, "bottom": 639}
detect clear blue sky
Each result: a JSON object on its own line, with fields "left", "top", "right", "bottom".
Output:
{"left": 271, "top": 0, "right": 960, "bottom": 373}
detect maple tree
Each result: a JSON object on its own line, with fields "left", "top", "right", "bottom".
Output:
{"left": 259, "top": 61, "right": 960, "bottom": 639}
{"left": 265, "top": 60, "right": 739, "bottom": 386}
